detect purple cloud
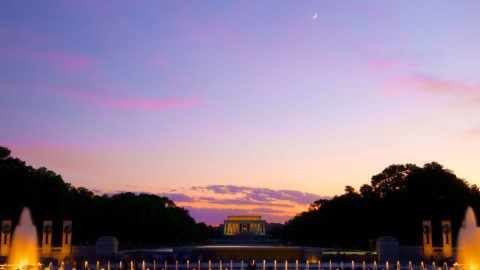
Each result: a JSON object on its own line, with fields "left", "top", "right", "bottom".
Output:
{"left": 198, "top": 197, "right": 292, "bottom": 208}
{"left": 194, "top": 185, "right": 327, "bottom": 205}
{"left": 184, "top": 206, "right": 294, "bottom": 224}
{"left": 37, "top": 83, "right": 201, "bottom": 111}
{"left": 159, "top": 193, "right": 195, "bottom": 203}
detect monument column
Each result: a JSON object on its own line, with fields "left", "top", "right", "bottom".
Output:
{"left": 42, "top": 220, "right": 53, "bottom": 255}
{"left": 442, "top": 220, "right": 452, "bottom": 258}
{"left": 0, "top": 220, "right": 11, "bottom": 256}
{"left": 422, "top": 220, "right": 433, "bottom": 260}
{"left": 61, "top": 220, "right": 72, "bottom": 256}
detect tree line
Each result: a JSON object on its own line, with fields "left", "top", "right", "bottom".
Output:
{"left": 282, "top": 162, "right": 480, "bottom": 248}
{"left": 0, "top": 146, "right": 209, "bottom": 248}
{"left": 3, "top": 145, "right": 479, "bottom": 249}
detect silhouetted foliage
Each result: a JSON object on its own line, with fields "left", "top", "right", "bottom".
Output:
{"left": 0, "top": 146, "right": 206, "bottom": 248}
{"left": 283, "top": 162, "right": 478, "bottom": 249}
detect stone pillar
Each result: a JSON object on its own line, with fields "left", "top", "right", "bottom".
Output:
{"left": 42, "top": 220, "right": 53, "bottom": 255}
{"left": 62, "top": 220, "right": 72, "bottom": 256}
{"left": 0, "top": 220, "right": 12, "bottom": 256}
{"left": 96, "top": 236, "right": 119, "bottom": 258}
{"left": 422, "top": 220, "right": 433, "bottom": 260}
{"left": 377, "top": 236, "right": 399, "bottom": 263}
{"left": 442, "top": 220, "right": 452, "bottom": 258}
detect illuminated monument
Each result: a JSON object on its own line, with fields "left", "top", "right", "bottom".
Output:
{"left": 223, "top": 216, "right": 266, "bottom": 236}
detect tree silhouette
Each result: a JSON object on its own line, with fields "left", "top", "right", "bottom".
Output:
{"left": 0, "top": 146, "right": 206, "bottom": 248}
{"left": 283, "top": 162, "right": 476, "bottom": 248}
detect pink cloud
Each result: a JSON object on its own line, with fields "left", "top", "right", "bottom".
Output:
{"left": 387, "top": 73, "right": 480, "bottom": 99}
{"left": 369, "top": 58, "right": 399, "bottom": 70}
{"left": 0, "top": 25, "right": 94, "bottom": 71}
{"left": 407, "top": 74, "right": 459, "bottom": 94}
{"left": 41, "top": 83, "right": 201, "bottom": 111}
{"left": 151, "top": 54, "right": 168, "bottom": 69}
{"left": 48, "top": 51, "right": 92, "bottom": 71}
{"left": 113, "top": 98, "right": 200, "bottom": 110}
{"left": 1, "top": 46, "right": 94, "bottom": 71}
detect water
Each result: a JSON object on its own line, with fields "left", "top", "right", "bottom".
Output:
{"left": 7, "top": 207, "right": 39, "bottom": 270}
{"left": 457, "top": 207, "right": 480, "bottom": 267}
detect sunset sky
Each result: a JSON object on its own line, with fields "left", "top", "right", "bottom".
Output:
{"left": 1, "top": 1, "right": 480, "bottom": 224}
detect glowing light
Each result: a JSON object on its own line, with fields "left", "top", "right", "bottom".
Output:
{"left": 7, "top": 208, "right": 39, "bottom": 270}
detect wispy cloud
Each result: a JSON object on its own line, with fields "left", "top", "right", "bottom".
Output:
{"left": 0, "top": 45, "right": 95, "bottom": 72}
{"left": 198, "top": 196, "right": 292, "bottom": 208}
{"left": 386, "top": 73, "right": 480, "bottom": 104}
{"left": 94, "top": 185, "right": 327, "bottom": 224}
{"left": 184, "top": 206, "right": 294, "bottom": 224}
{"left": 159, "top": 193, "right": 195, "bottom": 203}
{"left": 403, "top": 74, "right": 472, "bottom": 94}
{"left": 39, "top": 83, "right": 201, "bottom": 111}
{"left": 194, "top": 185, "right": 326, "bottom": 205}
{"left": 113, "top": 99, "right": 199, "bottom": 110}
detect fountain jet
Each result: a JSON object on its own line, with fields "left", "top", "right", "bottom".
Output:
{"left": 7, "top": 207, "right": 39, "bottom": 270}
{"left": 457, "top": 207, "right": 480, "bottom": 267}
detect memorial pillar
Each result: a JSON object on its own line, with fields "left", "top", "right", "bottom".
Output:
{"left": 442, "top": 220, "right": 452, "bottom": 258}
{"left": 61, "top": 220, "right": 72, "bottom": 256}
{"left": 422, "top": 220, "right": 432, "bottom": 260}
{"left": 0, "top": 220, "right": 11, "bottom": 256}
{"left": 42, "top": 220, "right": 53, "bottom": 255}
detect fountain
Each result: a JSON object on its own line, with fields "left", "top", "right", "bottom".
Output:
{"left": 7, "top": 207, "right": 39, "bottom": 270}
{"left": 457, "top": 207, "right": 480, "bottom": 268}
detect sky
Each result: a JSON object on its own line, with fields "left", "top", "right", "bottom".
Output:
{"left": 1, "top": 0, "right": 480, "bottom": 225}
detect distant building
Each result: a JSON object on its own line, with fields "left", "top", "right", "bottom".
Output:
{"left": 223, "top": 216, "right": 266, "bottom": 236}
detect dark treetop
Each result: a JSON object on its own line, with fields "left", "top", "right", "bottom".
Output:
{"left": 0, "top": 146, "right": 210, "bottom": 248}
{"left": 282, "top": 162, "right": 480, "bottom": 248}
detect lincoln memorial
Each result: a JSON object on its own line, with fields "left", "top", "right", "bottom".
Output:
{"left": 223, "top": 216, "right": 266, "bottom": 235}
